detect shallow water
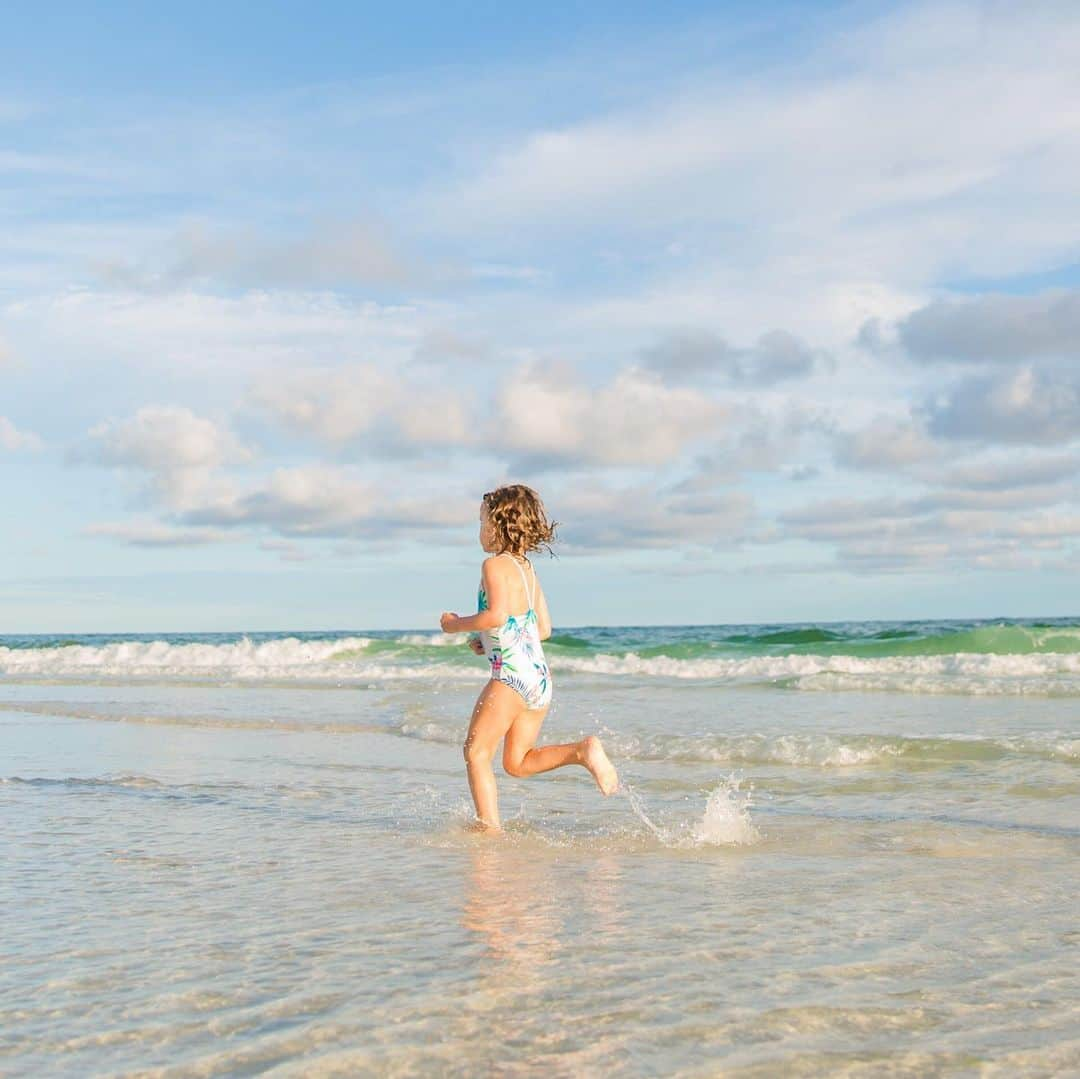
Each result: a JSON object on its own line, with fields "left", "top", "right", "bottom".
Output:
{"left": 3, "top": 623, "right": 1079, "bottom": 1076}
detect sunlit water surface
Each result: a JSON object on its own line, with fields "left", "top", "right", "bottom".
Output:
{"left": 3, "top": 622, "right": 1079, "bottom": 1076}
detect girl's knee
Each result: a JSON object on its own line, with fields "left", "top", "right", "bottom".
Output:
{"left": 464, "top": 740, "right": 493, "bottom": 767}
{"left": 502, "top": 754, "right": 527, "bottom": 778}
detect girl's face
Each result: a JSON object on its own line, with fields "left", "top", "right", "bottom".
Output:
{"left": 479, "top": 502, "right": 497, "bottom": 552}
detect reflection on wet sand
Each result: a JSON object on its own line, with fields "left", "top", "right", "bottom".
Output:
{"left": 462, "top": 846, "right": 564, "bottom": 971}
{"left": 582, "top": 854, "right": 624, "bottom": 937}
{"left": 462, "top": 844, "right": 625, "bottom": 967}
{"left": 455, "top": 844, "right": 629, "bottom": 1073}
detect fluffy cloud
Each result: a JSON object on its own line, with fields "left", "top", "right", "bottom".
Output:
{"left": 935, "top": 451, "right": 1080, "bottom": 491}
{"left": 558, "top": 482, "right": 763, "bottom": 551}
{"left": 673, "top": 403, "right": 829, "bottom": 488}
{"left": 645, "top": 329, "right": 818, "bottom": 385}
{"left": 863, "top": 287, "right": 1080, "bottom": 454}
{"left": 249, "top": 360, "right": 728, "bottom": 469}
{"left": 84, "top": 406, "right": 251, "bottom": 508}
{"left": 248, "top": 365, "right": 475, "bottom": 451}
{"left": 0, "top": 415, "right": 43, "bottom": 451}
{"left": 925, "top": 365, "right": 1080, "bottom": 445}
{"left": 898, "top": 290, "right": 1080, "bottom": 363}
{"left": 780, "top": 481, "right": 1080, "bottom": 573}
{"left": 491, "top": 362, "right": 726, "bottom": 467}
{"left": 89, "top": 406, "right": 239, "bottom": 471}
{"left": 181, "top": 466, "right": 471, "bottom": 541}
{"left": 833, "top": 414, "right": 945, "bottom": 471}
{"left": 13, "top": 2, "right": 1080, "bottom": 593}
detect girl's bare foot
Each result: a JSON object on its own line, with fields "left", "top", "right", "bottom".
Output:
{"left": 465, "top": 818, "right": 503, "bottom": 835}
{"left": 581, "top": 735, "right": 619, "bottom": 795}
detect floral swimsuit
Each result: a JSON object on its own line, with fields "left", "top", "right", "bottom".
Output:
{"left": 476, "top": 553, "right": 552, "bottom": 710}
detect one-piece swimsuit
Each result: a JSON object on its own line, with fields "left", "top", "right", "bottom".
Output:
{"left": 476, "top": 553, "right": 552, "bottom": 710}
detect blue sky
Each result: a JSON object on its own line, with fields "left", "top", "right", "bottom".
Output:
{"left": 2, "top": 0, "right": 1079, "bottom": 632}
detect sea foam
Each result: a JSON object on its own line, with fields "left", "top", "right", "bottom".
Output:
{"left": 2, "top": 633, "right": 1080, "bottom": 695}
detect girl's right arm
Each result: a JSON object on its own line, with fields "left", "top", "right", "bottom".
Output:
{"left": 441, "top": 558, "right": 507, "bottom": 634}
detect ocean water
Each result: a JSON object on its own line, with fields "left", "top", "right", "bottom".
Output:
{"left": 3, "top": 618, "right": 1078, "bottom": 1077}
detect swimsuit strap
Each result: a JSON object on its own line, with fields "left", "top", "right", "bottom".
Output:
{"left": 501, "top": 552, "right": 534, "bottom": 610}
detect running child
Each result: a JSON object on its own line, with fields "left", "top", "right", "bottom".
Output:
{"left": 440, "top": 484, "right": 619, "bottom": 832}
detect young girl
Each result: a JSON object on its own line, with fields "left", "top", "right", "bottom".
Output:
{"left": 440, "top": 485, "right": 619, "bottom": 832}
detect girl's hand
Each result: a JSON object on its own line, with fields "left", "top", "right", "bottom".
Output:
{"left": 467, "top": 637, "right": 485, "bottom": 655}
{"left": 440, "top": 611, "right": 459, "bottom": 633}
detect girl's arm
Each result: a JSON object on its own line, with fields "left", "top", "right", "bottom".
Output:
{"left": 440, "top": 558, "right": 507, "bottom": 634}
{"left": 534, "top": 578, "right": 552, "bottom": 640}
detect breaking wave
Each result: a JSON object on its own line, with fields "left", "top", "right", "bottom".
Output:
{"left": 397, "top": 722, "right": 1079, "bottom": 767}
{"left": 1, "top": 618, "right": 1078, "bottom": 694}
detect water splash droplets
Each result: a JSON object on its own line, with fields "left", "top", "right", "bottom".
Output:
{"left": 621, "top": 774, "right": 761, "bottom": 848}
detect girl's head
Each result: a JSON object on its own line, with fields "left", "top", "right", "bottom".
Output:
{"left": 480, "top": 485, "right": 558, "bottom": 557}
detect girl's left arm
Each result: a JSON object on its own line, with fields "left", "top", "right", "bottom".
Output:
{"left": 534, "top": 579, "right": 552, "bottom": 640}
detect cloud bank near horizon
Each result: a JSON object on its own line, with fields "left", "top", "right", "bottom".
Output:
{"left": 2, "top": 0, "right": 1079, "bottom": 626}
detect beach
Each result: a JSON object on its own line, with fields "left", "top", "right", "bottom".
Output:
{"left": 3, "top": 619, "right": 1079, "bottom": 1076}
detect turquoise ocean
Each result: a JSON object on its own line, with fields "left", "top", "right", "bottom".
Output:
{"left": 3, "top": 617, "right": 1078, "bottom": 1075}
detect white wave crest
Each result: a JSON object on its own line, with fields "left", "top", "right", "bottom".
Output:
{"left": 612, "top": 731, "right": 910, "bottom": 767}
{"left": 5, "top": 635, "right": 1080, "bottom": 694}
{"left": 555, "top": 650, "right": 1080, "bottom": 695}
{"left": 606, "top": 731, "right": 1080, "bottom": 767}
{"left": 393, "top": 633, "right": 460, "bottom": 647}
{"left": 559, "top": 651, "right": 1080, "bottom": 679}
{"left": 0, "top": 636, "right": 414, "bottom": 682}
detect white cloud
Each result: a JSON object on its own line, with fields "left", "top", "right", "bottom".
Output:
{"left": 185, "top": 466, "right": 376, "bottom": 533}
{"left": 0, "top": 416, "right": 43, "bottom": 451}
{"left": 248, "top": 359, "right": 729, "bottom": 469}
{"left": 898, "top": 290, "right": 1080, "bottom": 363}
{"left": 98, "top": 219, "right": 428, "bottom": 292}
{"left": 250, "top": 366, "right": 398, "bottom": 444}
{"left": 248, "top": 364, "right": 475, "bottom": 450}
{"left": 439, "top": 2, "right": 1080, "bottom": 283}
{"left": 833, "top": 414, "right": 945, "bottom": 472}
{"left": 85, "top": 406, "right": 251, "bottom": 508}
{"left": 925, "top": 365, "right": 1080, "bottom": 445}
{"left": 180, "top": 466, "right": 472, "bottom": 541}
{"left": 645, "top": 329, "right": 818, "bottom": 385}
{"left": 491, "top": 362, "right": 726, "bottom": 467}
{"left": 9, "top": 2, "right": 1080, "bottom": 596}
{"left": 673, "top": 403, "right": 830, "bottom": 488}
{"left": 5, "top": 289, "right": 426, "bottom": 383}
{"left": 779, "top": 477, "right": 1080, "bottom": 573}
{"left": 83, "top": 521, "right": 233, "bottom": 547}
{"left": 558, "top": 481, "right": 763, "bottom": 551}
{"left": 401, "top": 0, "right": 1080, "bottom": 360}
{"left": 89, "top": 406, "right": 238, "bottom": 471}
{"left": 411, "top": 327, "right": 493, "bottom": 366}
{"left": 936, "top": 451, "right": 1080, "bottom": 491}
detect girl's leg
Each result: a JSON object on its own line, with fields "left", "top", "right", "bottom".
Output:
{"left": 463, "top": 680, "right": 522, "bottom": 831}
{"left": 503, "top": 712, "right": 619, "bottom": 794}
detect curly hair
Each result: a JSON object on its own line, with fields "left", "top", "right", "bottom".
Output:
{"left": 482, "top": 484, "right": 558, "bottom": 558}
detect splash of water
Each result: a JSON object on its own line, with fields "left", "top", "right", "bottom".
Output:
{"left": 621, "top": 774, "right": 761, "bottom": 848}
{"left": 620, "top": 782, "right": 668, "bottom": 842}
{"left": 690, "top": 778, "right": 761, "bottom": 846}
